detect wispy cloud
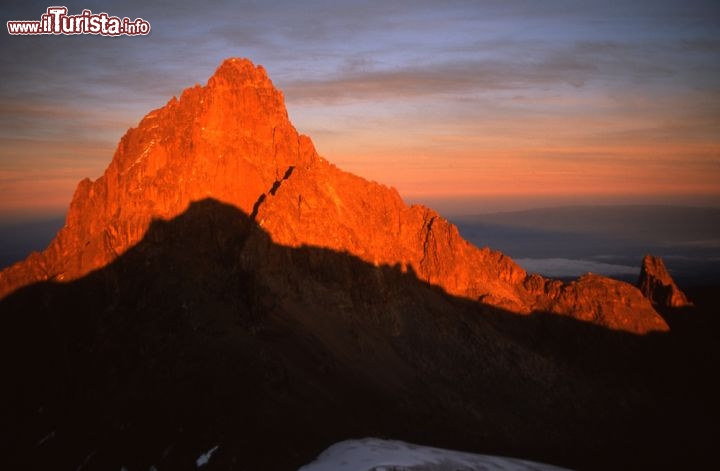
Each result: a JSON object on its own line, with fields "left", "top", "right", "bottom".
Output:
{"left": 283, "top": 58, "right": 592, "bottom": 104}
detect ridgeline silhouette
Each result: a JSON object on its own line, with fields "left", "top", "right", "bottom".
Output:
{"left": 1, "top": 198, "right": 716, "bottom": 470}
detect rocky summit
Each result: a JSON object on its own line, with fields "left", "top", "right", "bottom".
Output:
{"left": 0, "top": 59, "right": 715, "bottom": 471}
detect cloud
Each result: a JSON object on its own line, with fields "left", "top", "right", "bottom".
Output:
{"left": 282, "top": 58, "right": 595, "bottom": 104}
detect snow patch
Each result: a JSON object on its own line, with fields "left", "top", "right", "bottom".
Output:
{"left": 126, "top": 139, "right": 157, "bottom": 173}
{"left": 298, "top": 438, "right": 572, "bottom": 471}
{"left": 196, "top": 445, "right": 219, "bottom": 468}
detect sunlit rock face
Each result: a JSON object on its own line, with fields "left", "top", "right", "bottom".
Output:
{"left": 0, "top": 58, "right": 668, "bottom": 334}
{"left": 0, "top": 59, "right": 317, "bottom": 296}
{"left": 638, "top": 254, "right": 692, "bottom": 308}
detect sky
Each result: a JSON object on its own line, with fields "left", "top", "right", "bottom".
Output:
{"left": 1, "top": 0, "right": 719, "bottom": 219}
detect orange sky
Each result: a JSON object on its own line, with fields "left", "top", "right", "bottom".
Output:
{"left": 289, "top": 89, "right": 720, "bottom": 208}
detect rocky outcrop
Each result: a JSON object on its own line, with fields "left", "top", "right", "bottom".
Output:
{"left": 0, "top": 58, "right": 668, "bottom": 334}
{"left": 638, "top": 254, "right": 692, "bottom": 308}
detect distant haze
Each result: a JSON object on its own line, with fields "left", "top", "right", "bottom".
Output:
{"left": 0, "top": 216, "right": 65, "bottom": 269}
{"left": 451, "top": 205, "right": 720, "bottom": 285}
{"left": 413, "top": 194, "right": 720, "bottom": 217}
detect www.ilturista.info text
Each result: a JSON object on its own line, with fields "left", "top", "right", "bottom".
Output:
{"left": 7, "top": 7, "right": 150, "bottom": 36}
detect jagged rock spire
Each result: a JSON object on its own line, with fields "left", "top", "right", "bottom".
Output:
{"left": 638, "top": 255, "right": 692, "bottom": 308}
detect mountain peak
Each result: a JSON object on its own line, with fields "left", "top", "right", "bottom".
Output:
{"left": 209, "top": 57, "right": 272, "bottom": 88}
{"left": 0, "top": 58, "right": 316, "bottom": 295}
{"left": 204, "top": 57, "right": 283, "bottom": 113}
{"left": 0, "top": 58, "right": 669, "bottom": 334}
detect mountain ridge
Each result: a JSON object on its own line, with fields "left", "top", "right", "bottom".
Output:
{"left": 0, "top": 57, "right": 715, "bottom": 470}
{"left": 0, "top": 57, "right": 668, "bottom": 334}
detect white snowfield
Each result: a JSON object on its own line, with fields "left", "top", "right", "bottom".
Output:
{"left": 298, "top": 438, "right": 573, "bottom": 471}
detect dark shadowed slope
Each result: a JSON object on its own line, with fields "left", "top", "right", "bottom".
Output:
{"left": 0, "top": 199, "right": 717, "bottom": 471}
